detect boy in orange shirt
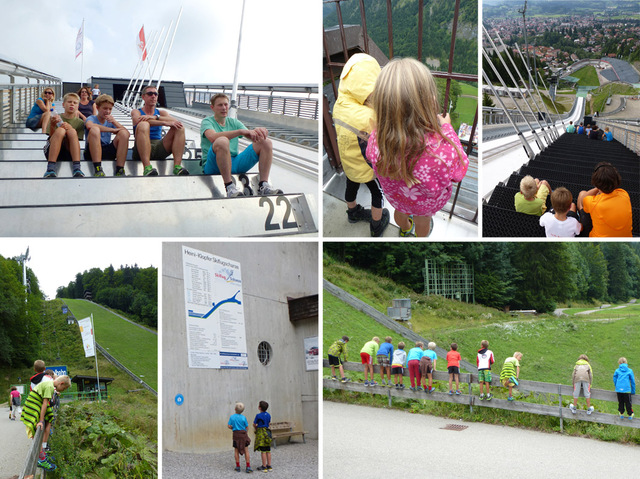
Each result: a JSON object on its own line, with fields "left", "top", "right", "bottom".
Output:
{"left": 577, "top": 162, "right": 632, "bottom": 237}
{"left": 446, "top": 343, "right": 462, "bottom": 395}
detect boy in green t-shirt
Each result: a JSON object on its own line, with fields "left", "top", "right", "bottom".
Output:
{"left": 44, "top": 93, "right": 85, "bottom": 178}
{"left": 514, "top": 175, "right": 551, "bottom": 216}
{"left": 21, "top": 375, "right": 71, "bottom": 471}
{"left": 200, "top": 93, "right": 283, "bottom": 197}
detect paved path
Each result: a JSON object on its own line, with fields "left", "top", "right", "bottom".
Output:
{"left": 0, "top": 405, "right": 31, "bottom": 479}
{"left": 163, "top": 439, "right": 317, "bottom": 478}
{"left": 324, "top": 401, "right": 640, "bottom": 478}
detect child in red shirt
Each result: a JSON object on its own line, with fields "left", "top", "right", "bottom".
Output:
{"left": 446, "top": 343, "right": 462, "bottom": 395}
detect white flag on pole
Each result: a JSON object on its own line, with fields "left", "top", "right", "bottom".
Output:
{"left": 75, "top": 24, "right": 83, "bottom": 59}
{"left": 78, "top": 316, "right": 95, "bottom": 357}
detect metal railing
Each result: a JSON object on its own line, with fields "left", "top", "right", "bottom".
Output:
{"left": 323, "top": 361, "right": 640, "bottom": 432}
{"left": 184, "top": 83, "right": 319, "bottom": 120}
{"left": 322, "top": 0, "right": 478, "bottom": 223}
{"left": 596, "top": 119, "right": 640, "bottom": 156}
{"left": 0, "top": 56, "right": 62, "bottom": 128}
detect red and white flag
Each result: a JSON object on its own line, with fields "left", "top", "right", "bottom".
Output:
{"left": 137, "top": 26, "right": 147, "bottom": 61}
{"left": 75, "top": 23, "right": 83, "bottom": 59}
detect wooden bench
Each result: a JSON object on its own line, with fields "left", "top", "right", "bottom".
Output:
{"left": 269, "top": 421, "right": 307, "bottom": 448}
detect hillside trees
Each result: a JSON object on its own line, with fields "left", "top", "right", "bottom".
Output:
{"left": 0, "top": 255, "right": 43, "bottom": 367}
{"left": 325, "top": 243, "right": 640, "bottom": 312}
{"left": 57, "top": 265, "right": 157, "bottom": 328}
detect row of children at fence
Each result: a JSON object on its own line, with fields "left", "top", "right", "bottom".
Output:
{"left": 228, "top": 400, "right": 273, "bottom": 473}
{"left": 514, "top": 162, "right": 632, "bottom": 237}
{"left": 330, "top": 336, "right": 636, "bottom": 418}
{"left": 566, "top": 121, "right": 613, "bottom": 141}
{"left": 26, "top": 89, "right": 190, "bottom": 178}
{"left": 333, "top": 54, "right": 469, "bottom": 237}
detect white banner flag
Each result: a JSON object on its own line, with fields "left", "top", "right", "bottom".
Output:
{"left": 75, "top": 24, "right": 83, "bottom": 59}
{"left": 78, "top": 316, "right": 95, "bottom": 357}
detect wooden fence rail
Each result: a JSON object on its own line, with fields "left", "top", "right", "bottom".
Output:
{"left": 323, "top": 359, "right": 640, "bottom": 431}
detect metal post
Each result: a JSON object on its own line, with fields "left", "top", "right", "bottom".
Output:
{"left": 148, "top": 21, "right": 173, "bottom": 88}
{"left": 558, "top": 384, "right": 563, "bottom": 433}
{"left": 230, "top": 1, "right": 246, "bottom": 120}
{"left": 468, "top": 375, "right": 473, "bottom": 414}
{"left": 127, "top": 29, "right": 159, "bottom": 107}
{"left": 135, "top": 28, "right": 166, "bottom": 107}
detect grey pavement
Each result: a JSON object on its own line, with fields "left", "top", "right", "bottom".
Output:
{"left": 324, "top": 401, "right": 640, "bottom": 479}
{"left": 0, "top": 405, "right": 31, "bottom": 479}
{"left": 163, "top": 439, "right": 317, "bottom": 479}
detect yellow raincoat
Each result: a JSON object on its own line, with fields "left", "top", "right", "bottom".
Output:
{"left": 332, "top": 54, "right": 380, "bottom": 183}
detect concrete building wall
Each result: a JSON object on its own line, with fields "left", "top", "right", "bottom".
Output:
{"left": 162, "top": 242, "right": 318, "bottom": 453}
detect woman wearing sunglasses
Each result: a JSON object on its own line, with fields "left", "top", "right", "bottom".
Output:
{"left": 77, "top": 86, "right": 98, "bottom": 121}
{"left": 26, "top": 88, "right": 56, "bottom": 134}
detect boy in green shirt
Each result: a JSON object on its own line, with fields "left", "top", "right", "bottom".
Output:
{"left": 514, "top": 175, "right": 551, "bottom": 216}
{"left": 43, "top": 93, "right": 85, "bottom": 178}
{"left": 328, "top": 336, "right": 350, "bottom": 382}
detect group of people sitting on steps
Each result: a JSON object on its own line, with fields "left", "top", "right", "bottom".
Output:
{"left": 27, "top": 86, "right": 282, "bottom": 196}
{"left": 566, "top": 121, "right": 613, "bottom": 141}
{"left": 514, "top": 162, "right": 632, "bottom": 237}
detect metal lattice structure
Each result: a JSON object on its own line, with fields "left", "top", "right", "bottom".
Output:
{"left": 423, "top": 259, "right": 474, "bottom": 303}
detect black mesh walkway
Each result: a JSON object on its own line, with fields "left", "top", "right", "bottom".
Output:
{"left": 483, "top": 133, "right": 640, "bottom": 237}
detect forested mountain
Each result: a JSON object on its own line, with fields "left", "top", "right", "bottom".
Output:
{"left": 324, "top": 243, "right": 640, "bottom": 313}
{"left": 484, "top": 1, "right": 640, "bottom": 19}
{"left": 0, "top": 255, "right": 43, "bottom": 367}
{"left": 56, "top": 264, "right": 157, "bottom": 328}
{"left": 323, "top": 0, "right": 478, "bottom": 75}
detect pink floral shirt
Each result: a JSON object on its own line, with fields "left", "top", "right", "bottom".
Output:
{"left": 366, "top": 123, "right": 469, "bottom": 216}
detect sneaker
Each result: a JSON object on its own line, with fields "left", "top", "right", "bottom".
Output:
{"left": 267, "top": 466, "right": 273, "bottom": 472}
{"left": 479, "top": 393, "right": 485, "bottom": 400}
{"left": 38, "top": 459, "right": 57, "bottom": 471}
{"left": 341, "top": 377, "right": 350, "bottom": 383}
{"left": 331, "top": 376, "right": 337, "bottom": 381}
{"left": 429, "top": 387, "right": 436, "bottom": 393}
{"left": 369, "top": 381, "right": 378, "bottom": 387}
{"left": 173, "top": 165, "right": 190, "bottom": 176}
{"left": 400, "top": 384, "right": 405, "bottom": 389}
{"left": 508, "top": 396, "right": 514, "bottom": 402}
{"left": 115, "top": 167, "right": 126, "bottom": 177}
{"left": 364, "top": 380, "right": 369, "bottom": 387}
{"left": 448, "top": 390, "right": 454, "bottom": 396}
{"left": 455, "top": 390, "right": 461, "bottom": 395}
{"left": 43, "top": 170, "right": 57, "bottom": 178}
{"left": 256, "top": 466, "right": 267, "bottom": 472}
{"left": 73, "top": 168, "right": 85, "bottom": 177}
{"left": 226, "top": 183, "right": 245, "bottom": 198}
{"left": 370, "top": 208, "right": 390, "bottom": 237}
{"left": 143, "top": 165, "right": 158, "bottom": 176}
{"left": 257, "top": 182, "right": 283, "bottom": 196}
{"left": 620, "top": 415, "right": 625, "bottom": 419}
{"left": 400, "top": 216, "right": 415, "bottom": 237}
{"left": 486, "top": 394, "right": 492, "bottom": 401}
{"left": 630, "top": 413, "right": 635, "bottom": 420}
{"left": 381, "top": 380, "right": 386, "bottom": 386}
{"left": 94, "top": 166, "right": 106, "bottom": 177}
{"left": 347, "top": 204, "right": 372, "bottom": 223}
{"left": 387, "top": 382, "right": 393, "bottom": 388}
{"left": 409, "top": 387, "right": 416, "bottom": 392}
{"left": 394, "top": 384, "right": 399, "bottom": 389}
{"left": 246, "top": 466, "right": 253, "bottom": 473}
{"left": 569, "top": 404, "right": 577, "bottom": 414}
{"left": 587, "top": 406, "right": 594, "bottom": 415}
{"left": 235, "top": 466, "right": 241, "bottom": 472}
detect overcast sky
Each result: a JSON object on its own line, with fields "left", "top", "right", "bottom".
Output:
{"left": 0, "top": 0, "right": 319, "bottom": 85}
{"left": 0, "top": 239, "right": 160, "bottom": 299}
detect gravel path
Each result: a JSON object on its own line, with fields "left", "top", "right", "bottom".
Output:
{"left": 163, "top": 439, "right": 317, "bottom": 478}
{"left": 324, "top": 401, "right": 640, "bottom": 479}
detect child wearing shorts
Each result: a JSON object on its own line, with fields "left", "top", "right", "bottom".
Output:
{"left": 420, "top": 342, "right": 438, "bottom": 393}
{"left": 391, "top": 342, "right": 407, "bottom": 389}
{"left": 500, "top": 352, "right": 523, "bottom": 401}
{"left": 477, "top": 340, "right": 495, "bottom": 401}
{"left": 253, "top": 401, "right": 272, "bottom": 472}
{"left": 228, "top": 402, "right": 252, "bottom": 473}
{"left": 569, "top": 354, "right": 594, "bottom": 414}
{"left": 360, "top": 337, "right": 380, "bottom": 386}
{"left": 376, "top": 336, "right": 394, "bottom": 387}
{"left": 446, "top": 343, "right": 462, "bottom": 395}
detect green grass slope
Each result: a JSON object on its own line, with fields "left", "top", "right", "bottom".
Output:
{"left": 64, "top": 298, "right": 157, "bottom": 391}
{"left": 573, "top": 65, "right": 600, "bottom": 87}
{"left": 323, "top": 259, "right": 640, "bottom": 444}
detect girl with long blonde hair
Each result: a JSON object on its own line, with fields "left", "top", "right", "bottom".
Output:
{"left": 366, "top": 58, "right": 469, "bottom": 237}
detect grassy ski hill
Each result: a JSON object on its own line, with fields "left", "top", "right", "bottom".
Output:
{"left": 64, "top": 298, "right": 157, "bottom": 391}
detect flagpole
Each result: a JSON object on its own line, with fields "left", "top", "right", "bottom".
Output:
{"left": 155, "top": 6, "right": 183, "bottom": 93}
{"left": 80, "top": 18, "right": 84, "bottom": 86}
{"left": 230, "top": 0, "right": 246, "bottom": 120}
{"left": 91, "top": 313, "right": 101, "bottom": 401}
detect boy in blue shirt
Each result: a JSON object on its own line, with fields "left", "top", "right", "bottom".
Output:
{"left": 253, "top": 400, "right": 273, "bottom": 472}
{"left": 228, "top": 402, "right": 252, "bottom": 473}
{"left": 376, "top": 336, "right": 394, "bottom": 387}
{"left": 613, "top": 357, "right": 635, "bottom": 419}
{"left": 421, "top": 342, "right": 438, "bottom": 393}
